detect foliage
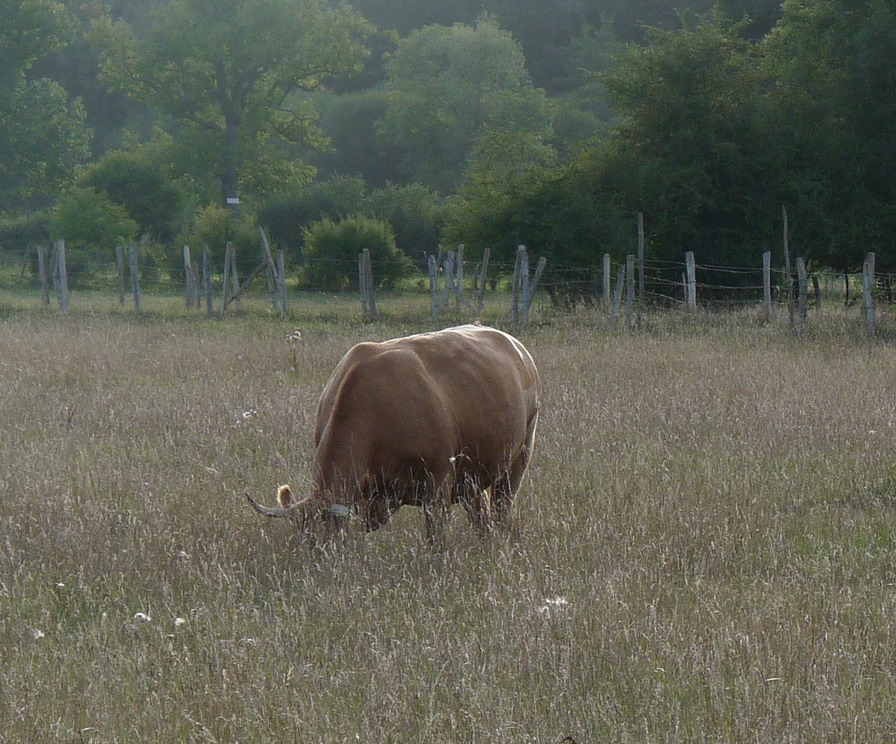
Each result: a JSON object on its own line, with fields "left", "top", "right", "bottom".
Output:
{"left": 0, "top": 210, "right": 51, "bottom": 255}
{"left": 0, "top": 1, "right": 90, "bottom": 211}
{"left": 76, "top": 148, "right": 186, "bottom": 243}
{"left": 305, "top": 89, "right": 404, "bottom": 187}
{"left": 598, "top": 18, "right": 776, "bottom": 267}
{"left": 176, "top": 203, "right": 261, "bottom": 268}
{"left": 90, "top": 0, "right": 373, "bottom": 204}
{"left": 302, "top": 214, "right": 410, "bottom": 289}
{"left": 362, "top": 183, "right": 446, "bottom": 267}
{"left": 49, "top": 186, "right": 139, "bottom": 278}
{"left": 447, "top": 139, "right": 633, "bottom": 304}
{"left": 378, "top": 16, "right": 554, "bottom": 194}
{"left": 257, "top": 175, "right": 368, "bottom": 261}
{"left": 762, "top": 0, "right": 896, "bottom": 270}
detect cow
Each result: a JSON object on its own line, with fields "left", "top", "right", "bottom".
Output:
{"left": 246, "top": 324, "right": 539, "bottom": 542}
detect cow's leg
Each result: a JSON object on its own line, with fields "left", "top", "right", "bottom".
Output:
{"left": 422, "top": 473, "right": 452, "bottom": 547}
{"left": 491, "top": 439, "right": 534, "bottom": 532}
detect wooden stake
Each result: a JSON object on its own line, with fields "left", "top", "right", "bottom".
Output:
{"left": 56, "top": 240, "right": 69, "bottom": 314}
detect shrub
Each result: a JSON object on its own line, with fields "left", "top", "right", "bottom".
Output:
{"left": 174, "top": 203, "right": 262, "bottom": 270}
{"left": 302, "top": 214, "right": 411, "bottom": 290}
{"left": 50, "top": 187, "right": 139, "bottom": 279}
{"left": 256, "top": 175, "right": 367, "bottom": 261}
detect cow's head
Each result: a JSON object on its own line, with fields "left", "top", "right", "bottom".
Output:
{"left": 245, "top": 484, "right": 351, "bottom": 531}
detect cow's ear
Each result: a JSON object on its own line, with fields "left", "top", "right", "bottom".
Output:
{"left": 277, "top": 484, "right": 294, "bottom": 507}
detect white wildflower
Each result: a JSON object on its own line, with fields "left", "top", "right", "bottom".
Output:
{"left": 32, "top": 628, "right": 45, "bottom": 640}
{"left": 537, "top": 596, "right": 570, "bottom": 615}
{"left": 174, "top": 617, "right": 187, "bottom": 628}
{"left": 133, "top": 612, "right": 152, "bottom": 623}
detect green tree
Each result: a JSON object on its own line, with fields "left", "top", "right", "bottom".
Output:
{"left": 257, "top": 174, "right": 367, "bottom": 260}
{"left": 378, "top": 17, "right": 554, "bottom": 193}
{"left": 763, "top": 0, "right": 896, "bottom": 270}
{"left": 362, "top": 183, "right": 446, "bottom": 266}
{"left": 0, "top": 0, "right": 90, "bottom": 211}
{"left": 77, "top": 147, "right": 186, "bottom": 243}
{"left": 90, "top": 0, "right": 373, "bottom": 207}
{"left": 601, "top": 18, "right": 775, "bottom": 266}
{"left": 50, "top": 187, "right": 139, "bottom": 278}
{"left": 303, "top": 214, "right": 410, "bottom": 289}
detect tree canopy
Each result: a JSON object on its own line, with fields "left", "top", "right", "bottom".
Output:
{"left": 90, "top": 0, "right": 373, "bottom": 206}
{"left": 2, "top": 0, "right": 895, "bottom": 285}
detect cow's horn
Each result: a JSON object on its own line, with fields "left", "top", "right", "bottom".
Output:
{"left": 245, "top": 492, "right": 294, "bottom": 518}
{"left": 328, "top": 503, "right": 351, "bottom": 518}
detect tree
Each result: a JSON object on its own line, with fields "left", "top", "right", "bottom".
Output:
{"left": 378, "top": 17, "right": 554, "bottom": 194}
{"left": 50, "top": 187, "right": 139, "bottom": 278}
{"left": 0, "top": 0, "right": 90, "bottom": 211}
{"left": 257, "top": 174, "right": 367, "bottom": 260}
{"left": 762, "top": 0, "right": 896, "bottom": 270}
{"left": 600, "top": 18, "right": 775, "bottom": 266}
{"left": 90, "top": 0, "right": 373, "bottom": 208}
{"left": 77, "top": 147, "right": 186, "bottom": 243}
{"left": 303, "top": 214, "right": 410, "bottom": 289}
{"left": 363, "top": 183, "right": 446, "bottom": 266}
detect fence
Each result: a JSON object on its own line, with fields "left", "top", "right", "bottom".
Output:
{"left": 2, "top": 229, "right": 889, "bottom": 336}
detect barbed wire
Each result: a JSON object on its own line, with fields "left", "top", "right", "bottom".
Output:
{"left": 1, "top": 245, "right": 888, "bottom": 303}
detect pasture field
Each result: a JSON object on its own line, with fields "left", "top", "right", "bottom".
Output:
{"left": 2, "top": 295, "right": 896, "bottom": 742}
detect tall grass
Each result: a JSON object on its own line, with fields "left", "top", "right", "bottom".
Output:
{"left": 2, "top": 300, "right": 896, "bottom": 742}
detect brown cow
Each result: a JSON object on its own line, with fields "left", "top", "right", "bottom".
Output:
{"left": 246, "top": 324, "right": 539, "bottom": 541}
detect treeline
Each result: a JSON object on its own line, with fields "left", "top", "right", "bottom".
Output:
{"left": 1, "top": 0, "right": 893, "bottom": 296}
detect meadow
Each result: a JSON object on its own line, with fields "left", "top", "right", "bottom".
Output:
{"left": 2, "top": 292, "right": 896, "bottom": 742}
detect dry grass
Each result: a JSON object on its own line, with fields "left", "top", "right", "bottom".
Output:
{"left": 2, "top": 298, "right": 896, "bottom": 742}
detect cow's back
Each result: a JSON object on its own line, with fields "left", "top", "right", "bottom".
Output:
{"left": 313, "top": 325, "right": 539, "bottom": 492}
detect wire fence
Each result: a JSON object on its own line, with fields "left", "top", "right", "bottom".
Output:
{"left": 0, "top": 241, "right": 889, "bottom": 325}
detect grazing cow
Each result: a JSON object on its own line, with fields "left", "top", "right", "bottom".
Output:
{"left": 246, "top": 324, "right": 539, "bottom": 541}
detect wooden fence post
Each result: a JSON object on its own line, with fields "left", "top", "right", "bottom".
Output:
{"left": 603, "top": 253, "right": 611, "bottom": 313}
{"left": 783, "top": 206, "right": 795, "bottom": 330}
{"left": 114, "top": 245, "right": 125, "bottom": 305}
{"left": 277, "top": 250, "right": 287, "bottom": 317}
{"left": 128, "top": 242, "right": 140, "bottom": 312}
{"left": 685, "top": 251, "right": 696, "bottom": 310}
{"left": 358, "top": 248, "right": 376, "bottom": 319}
{"left": 796, "top": 256, "right": 808, "bottom": 334}
{"left": 55, "top": 239, "right": 69, "bottom": 314}
{"left": 511, "top": 245, "right": 524, "bottom": 328}
{"left": 863, "top": 252, "right": 876, "bottom": 337}
{"left": 229, "top": 242, "right": 240, "bottom": 308}
{"left": 183, "top": 245, "right": 196, "bottom": 308}
{"left": 220, "top": 242, "right": 233, "bottom": 318}
{"left": 455, "top": 244, "right": 465, "bottom": 311}
{"left": 762, "top": 251, "right": 772, "bottom": 323}
{"left": 637, "top": 212, "right": 645, "bottom": 327}
{"left": 358, "top": 251, "right": 369, "bottom": 317}
{"left": 259, "top": 227, "right": 282, "bottom": 313}
{"left": 610, "top": 263, "right": 625, "bottom": 327}
{"left": 37, "top": 245, "right": 50, "bottom": 305}
{"left": 442, "top": 250, "right": 455, "bottom": 312}
{"left": 625, "top": 254, "right": 634, "bottom": 328}
{"left": 365, "top": 249, "right": 376, "bottom": 318}
{"left": 203, "top": 244, "right": 213, "bottom": 317}
{"left": 428, "top": 254, "right": 441, "bottom": 321}
{"left": 477, "top": 247, "right": 490, "bottom": 311}
{"left": 523, "top": 256, "right": 547, "bottom": 327}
